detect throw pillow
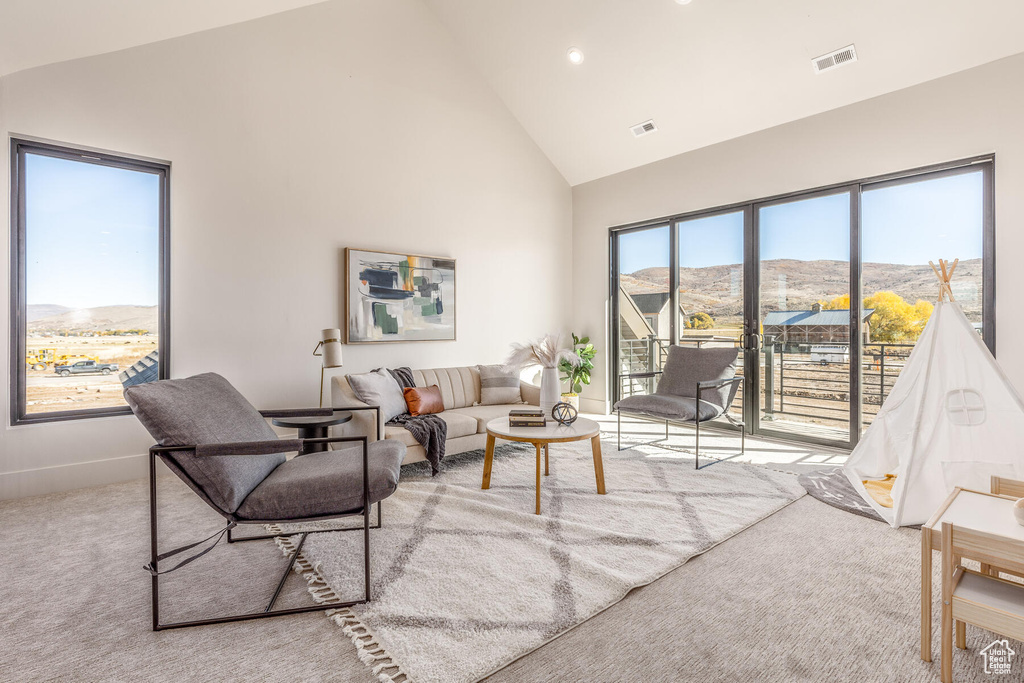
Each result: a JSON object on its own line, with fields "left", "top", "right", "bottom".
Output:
{"left": 404, "top": 386, "right": 444, "bottom": 416}
{"left": 347, "top": 368, "right": 408, "bottom": 422}
{"left": 373, "top": 366, "right": 415, "bottom": 389}
{"left": 477, "top": 364, "right": 522, "bottom": 406}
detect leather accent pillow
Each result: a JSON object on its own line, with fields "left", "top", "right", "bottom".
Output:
{"left": 404, "top": 386, "right": 444, "bottom": 416}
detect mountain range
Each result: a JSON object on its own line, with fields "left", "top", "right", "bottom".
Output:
{"left": 27, "top": 305, "right": 159, "bottom": 333}
{"left": 621, "top": 258, "right": 983, "bottom": 317}
{"left": 27, "top": 304, "right": 73, "bottom": 323}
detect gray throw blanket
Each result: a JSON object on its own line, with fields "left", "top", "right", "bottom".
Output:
{"left": 382, "top": 366, "right": 447, "bottom": 475}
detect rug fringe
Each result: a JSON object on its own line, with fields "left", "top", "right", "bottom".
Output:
{"left": 328, "top": 607, "right": 411, "bottom": 683}
{"left": 271, "top": 532, "right": 316, "bottom": 574}
{"left": 264, "top": 524, "right": 412, "bottom": 682}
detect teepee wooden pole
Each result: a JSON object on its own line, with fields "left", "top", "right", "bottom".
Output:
{"left": 947, "top": 258, "right": 959, "bottom": 279}
{"left": 928, "top": 259, "right": 957, "bottom": 303}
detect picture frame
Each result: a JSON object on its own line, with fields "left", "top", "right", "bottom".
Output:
{"left": 344, "top": 247, "right": 457, "bottom": 343}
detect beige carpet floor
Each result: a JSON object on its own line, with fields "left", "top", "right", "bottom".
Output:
{"left": 0, "top": 441, "right": 1014, "bottom": 682}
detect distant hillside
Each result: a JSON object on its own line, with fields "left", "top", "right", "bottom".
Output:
{"left": 27, "top": 304, "right": 72, "bottom": 323}
{"left": 621, "top": 258, "right": 983, "bottom": 317}
{"left": 28, "top": 305, "right": 158, "bottom": 334}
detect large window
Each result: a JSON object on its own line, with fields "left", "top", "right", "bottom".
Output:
{"left": 611, "top": 156, "right": 994, "bottom": 449}
{"left": 10, "top": 139, "right": 169, "bottom": 424}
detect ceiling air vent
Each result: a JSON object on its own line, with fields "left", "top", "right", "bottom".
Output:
{"left": 812, "top": 44, "right": 857, "bottom": 74}
{"left": 630, "top": 120, "right": 658, "bottom": 138}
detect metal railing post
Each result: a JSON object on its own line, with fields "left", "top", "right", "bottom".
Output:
{"left": 778, "top": 345, "right": 785, "bottom": 412}
{"left": 880, "top": 345, "right": 886, "bottom": 404}
{"left": 646, "top": 334, "right": 655, "bottom": 374}
{"left": 763, "top": 337, "right": 775, "bottom": 421}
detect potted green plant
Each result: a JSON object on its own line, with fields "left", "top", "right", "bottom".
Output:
{"left": 558, "top": 333, "right": 595, "bottom": 411}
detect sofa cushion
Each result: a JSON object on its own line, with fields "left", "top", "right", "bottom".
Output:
{"left": 614, "top": 394, "right": 724, "bottom": 422}
{"left": 384, "top": 425, "right": 419, "bottom": 447}
{"left": 438, "top": 411, "right": 477, "bottom": 439}
{"left": 235, "top": 439, "right": 405, "bottom": 521}
{"left": 124, "top": 372, "right": 286, "bottom": 515}
{"left": 450, "top": 404, "right": 524, "bottom": 432}
{"left": 385, "top": 411, "right": 477, "bottom": 442}
{"left": 412, "top": 367, "right": 479, "bottom": 409}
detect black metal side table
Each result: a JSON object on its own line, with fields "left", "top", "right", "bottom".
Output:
{"left": 272, "top": 412, "right": 353, "bottom": 455}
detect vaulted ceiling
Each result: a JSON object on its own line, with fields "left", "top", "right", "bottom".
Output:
{"left": 0, "top": 0, "right": 328, "bottom": 78}
{"left": 3, "top": 1, "right": 1024, "bottom": 186}
{"left": 424, "top": 0, "right": 1024, "bottom": 185}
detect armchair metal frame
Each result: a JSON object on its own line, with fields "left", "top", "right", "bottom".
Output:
{"left": 616, "top": 374, "right": 745, "bottom": 469}
{"left": 147, "top": 407, "right": 381, "bottom": 631}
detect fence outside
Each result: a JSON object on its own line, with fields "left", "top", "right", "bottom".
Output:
{"left": 618, "top": 337, "right": 916, "bottom": 432}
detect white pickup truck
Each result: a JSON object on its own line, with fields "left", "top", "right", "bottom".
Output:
{"left": 54, "top": 359, "right": 119, "bottom": 377}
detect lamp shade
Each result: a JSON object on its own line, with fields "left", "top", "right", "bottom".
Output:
{"left": 318, "top": 328, "right": 343, "bottom": 368}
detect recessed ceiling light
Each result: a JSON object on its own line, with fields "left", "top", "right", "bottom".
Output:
{"left": 567, "top": 47, "right": 584, "bottom": 65}
{"left": 675, "top": 0, "right": 693, "bottom": 4}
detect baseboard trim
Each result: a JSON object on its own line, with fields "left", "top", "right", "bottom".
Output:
{"left": 580, "top": 397, "right": 609, "bottom": 415}
{"left": 0, "top": 453, "right": 151, "bottom": 500}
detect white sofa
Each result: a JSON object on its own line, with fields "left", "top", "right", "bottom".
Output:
{"left": 332, "top": 366, "right": 540, "bottom": 466}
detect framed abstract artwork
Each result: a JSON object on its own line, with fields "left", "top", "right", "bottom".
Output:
{"left": 345, "top": 248, "right": 457, "bottom": 343}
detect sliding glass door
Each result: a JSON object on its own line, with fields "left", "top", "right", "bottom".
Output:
{"left": 860, "top": 166, "right": 989, "bottom": 430}
{"left": 615, "top": 225, "right": 671, "bottom": 399}
{"left": 677, "top": 209, "right": 746, "bottom": 421}
{"left": 610, "top": 156, "right": 994, "bottom": 450}
{"left": 754, "top": 190, "right": 854, "bottom": 445}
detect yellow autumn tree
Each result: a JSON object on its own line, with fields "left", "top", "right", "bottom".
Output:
{"left": 819, "top": 294, "right": 850, "bottom": 310}
{"left": 685, "top": 312, "right": 715, "bottom": 330}
{"left": 816, "top": 291, "right": 933, "bottom": 342}
{"left": 863, "top": 291, "right": 933, "bottom": 342}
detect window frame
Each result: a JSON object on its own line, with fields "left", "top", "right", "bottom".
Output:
{"left": 9, "top": 137, "right": 171, "bottom": 425}
{"left": 609, "top": 154, "right": 995, "bottom": 448}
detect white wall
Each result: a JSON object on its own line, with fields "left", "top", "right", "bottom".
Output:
{"left": 0, "top": 0, "right": 572, "bottom": 499}
{"left": 572, "top": 52, "right": 1024, "bottom": 414}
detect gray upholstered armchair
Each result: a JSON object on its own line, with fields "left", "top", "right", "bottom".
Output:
{"left": 125, "top": 372, "right": 406, "bottom": 630}
{"left": 614, "top": 345, "right": 744, "bottom": 469}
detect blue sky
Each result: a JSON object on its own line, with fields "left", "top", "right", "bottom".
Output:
{"left": 619, "top": 171, "right": 984, "bottom": 273}
{"left": 26, "top": 153, "right": 160, "bottom": 308}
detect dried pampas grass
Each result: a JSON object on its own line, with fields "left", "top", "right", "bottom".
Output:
{"left": 504, "top": 334, "right": 579, "bottom": 371}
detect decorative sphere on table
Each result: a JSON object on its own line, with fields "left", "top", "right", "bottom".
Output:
{"left": 551, "top": 401, "right": 578, "bottom": 425}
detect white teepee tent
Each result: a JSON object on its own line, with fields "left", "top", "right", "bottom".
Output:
{"left": 844, "top": 260, "right": 1024, "bottom": 527}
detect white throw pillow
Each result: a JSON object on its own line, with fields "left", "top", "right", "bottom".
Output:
{"left": 347, "top": 369, "right": 408, "bottom": 422}
{"left": 477, "top": 364, "right": 523, "bottom": 406}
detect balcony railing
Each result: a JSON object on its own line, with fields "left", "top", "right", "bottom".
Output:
{"left": 617, "top": 338, "right": 915, "bottom": 429}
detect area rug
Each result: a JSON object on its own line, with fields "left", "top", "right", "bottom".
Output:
{"left": 798, "top": 467, "right": 886, "bottom": 523}
{"left": 274, "top": 439, "right": 805, "bottom": 683}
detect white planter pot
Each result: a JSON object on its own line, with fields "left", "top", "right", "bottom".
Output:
{"left": 560, "top": 393, "right": 580, "bottom": 411}
{"left": 539, "top": 367, "right": 560, "bottom": 417}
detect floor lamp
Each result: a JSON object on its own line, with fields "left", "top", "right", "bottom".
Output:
{"left": 313, "top": 328, "right": 343, "bottom": 408}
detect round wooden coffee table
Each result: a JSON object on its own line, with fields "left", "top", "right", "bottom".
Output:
{"left": 482, "top": 416, "right": 605, "bottom": 515}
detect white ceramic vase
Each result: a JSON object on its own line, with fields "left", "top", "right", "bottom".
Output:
{"left": 540, "top": 366, "right": 560, "bottom": 417}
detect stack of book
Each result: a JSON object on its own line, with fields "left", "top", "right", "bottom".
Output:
{"left": 509, "top": 408, "right": 546, "bottom": 427}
